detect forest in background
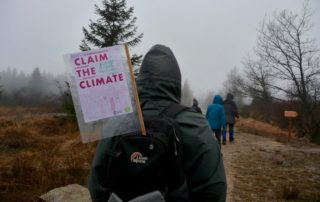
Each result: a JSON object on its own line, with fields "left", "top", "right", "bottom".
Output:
{"left": 0, "top": 67, "right": 68, "bottom": 109}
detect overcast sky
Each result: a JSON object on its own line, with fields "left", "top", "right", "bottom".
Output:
{"left": 0, "top": 0, "right": 319, "bottom": 96}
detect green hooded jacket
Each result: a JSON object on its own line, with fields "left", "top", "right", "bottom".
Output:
{"left": 88, "top": 45, "right": 227, "bottom": 202}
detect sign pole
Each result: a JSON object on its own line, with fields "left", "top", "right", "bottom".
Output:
{"left": 124, "top": 44, "right": 146, "bottom": 135}
{"left": 284, "top": 111, "right": 298, "bottom": 141}
{"left": 288, "top": 118, "right": 292, "bottom": 141}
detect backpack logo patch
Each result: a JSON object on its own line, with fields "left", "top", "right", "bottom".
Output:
{"left": 130, "top": 152, "right": 148, "bottom": 164}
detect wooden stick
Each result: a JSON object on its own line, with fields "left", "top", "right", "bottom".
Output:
{"left": 288, "top": 118, "right": 292, "bottom": 141}
{"left": 124, "top": 44, "right": 146, "bottom": 135}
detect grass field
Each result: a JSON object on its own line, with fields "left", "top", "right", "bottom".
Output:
{"left": 0, "top": 107, "right": 96, "bottom": 201}
{"left": 229, "top": 119, "right": 320, "bottom": 201}
{"left": 0, "top": 107, "right": 319, "bottom": 202}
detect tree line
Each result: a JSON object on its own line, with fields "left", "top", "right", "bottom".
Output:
{"left": 0, "top": 67, "right": 68, "bottom": 108}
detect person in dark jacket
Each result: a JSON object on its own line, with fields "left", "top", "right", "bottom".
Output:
{"left": 222, "top": 93, "right": 239, "bottom": 144}
{"left": 192, "top": 98, "right": 203, "bottom": 114}
{"left": 206, "top": 95, "right": 226, "bottom": 146}
{"left": 88, "top": 44, "right": 227, "bottom": 202}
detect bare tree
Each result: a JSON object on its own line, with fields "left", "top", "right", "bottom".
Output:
{"left": 198, "top": 89, "right": 214, "bottom": 113}
{"left": 241, "top": 56, "right": 275, "bottom": 120}
{"left": 222, "top": 67, "right": 245, "bottom": 108}
{"left": 242, "top": 56, "right": 273, "bottom": 98}
{"left": 222, "top": 67, "right": 241, "bottom": 95}
{"left": 256, "top": 1, "right": 320, "bottom": 139}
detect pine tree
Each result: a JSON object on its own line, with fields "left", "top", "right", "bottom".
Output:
{"left": 80, "top": 0, "right": 143, "bottom": 66}
{"left": 29, "top": 67, "right": 43, "bottom": 93}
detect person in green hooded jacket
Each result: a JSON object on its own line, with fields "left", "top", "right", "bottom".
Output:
{"left": 88, "top": 44, "right": 227, "bottom": 202}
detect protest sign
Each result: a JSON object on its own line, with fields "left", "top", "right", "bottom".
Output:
{"left": 64, "top": 44, "right": 145, "bottom": 143}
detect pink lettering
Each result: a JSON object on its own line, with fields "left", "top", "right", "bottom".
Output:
{"left": 75, "top": 52, "right": 108, "bottom": 67}
{"left": 88, "top": 56, "right": 94, "bottom": 64}
{"left": 106, "top": 76, "right": 113, "bottom": 84}
{"left": 112, "top": 74, "right": 118, "bottom": 82}
{"left": 91, "top": 67, "right": 96, "bottom": 75}
{"left": 96, "top": 78, "right": 105, "bottom": 85}
{"left": 99, "top": 53, "right": 108, "bottom": 61}
{"left": 118, "top": 73, "right": 123, "bottom": 81}
{"left": 81, "top": 57, "right": 86, "bottom": 65}
{"left": 76, "top": 67, "right": 96, "bottom": 77}
{"left": 75, "top": 58, "right": 80, "bottom": 66}
{"left": 86, "top": 80, "right": 92, "bottom": 88}
{"left": 80, "top": 81, "right": 85, "bottom": 88}
{"left": 91, "top": 79, "right": 95, "bottom": 87}
{"left": 78, "top": 73, "right": 123, "bottom": 89}
{"left": 76, "top": 69, "right": 82, "bottom": 77}
{"left": 82, "top": 68, "right": 90, "bottom": 77}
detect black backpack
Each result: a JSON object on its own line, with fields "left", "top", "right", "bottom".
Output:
{"left": 104, "top": 103, "right": 190, "bottom": 202}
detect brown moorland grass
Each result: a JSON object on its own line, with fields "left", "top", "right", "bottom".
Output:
{"left": 0, "top": 106, "right": 54, "bottom": 117}
{"left": 1, "top": 108, "right": 319, "bottom": 201}
{"left": 0, "top": 107, "right": 96, "bottom": 202}
{"left": 237, "top": 118, "right": 288, "bottom": 137}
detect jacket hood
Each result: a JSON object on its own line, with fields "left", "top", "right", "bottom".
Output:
{"left": 137, "top": 44, "right": 181, "bottom": 103}
{"left": 226, "top": 93, "right": 234, "bottom": 100}
{"left": 213, "top": 95, "right": 223, "bottom": 104}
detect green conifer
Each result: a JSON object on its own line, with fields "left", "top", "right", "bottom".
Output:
{"left": 80, "top": 0, "right": 143, "bottom": 66}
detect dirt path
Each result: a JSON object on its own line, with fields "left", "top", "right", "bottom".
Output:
{"left": 221, "top": 132, "right": 251, "bottom": 202}
{"left": 221, "top": 131, "right": 320, "bottom": 202}
{"left": 221, "top": 132, "right": 284, "bottom": 202}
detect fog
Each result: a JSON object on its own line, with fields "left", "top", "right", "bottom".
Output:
{"left": 0, "top": 0, "right": 319, "bottom": 96}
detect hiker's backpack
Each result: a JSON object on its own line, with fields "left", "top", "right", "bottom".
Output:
{"left": 104, "top": 103, "right": 189, "bottom": 202}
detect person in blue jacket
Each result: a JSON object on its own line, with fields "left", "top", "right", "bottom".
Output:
{"left": 206, "top": 95, "right": 226, "bottom": 146}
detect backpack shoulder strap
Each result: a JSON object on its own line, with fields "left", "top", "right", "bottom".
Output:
{"left": 161, "top": 103, "right": 189, "bottom": 118}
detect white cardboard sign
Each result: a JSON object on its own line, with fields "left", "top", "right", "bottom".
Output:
{"left": 69, "top": 46, "right": 133, "bottom": 122}
{"left": 64, "top": 45, "right": 140, "bottom": 143}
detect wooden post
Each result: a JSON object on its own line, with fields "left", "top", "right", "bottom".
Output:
{"left": 288, "top": 118, "right": 292, "bottom": 141}
{"left": 124, "top": 44, "right": 146, "bottom": 135}
{"left": 284, "top": 111, "right": 298, "bottom": 141}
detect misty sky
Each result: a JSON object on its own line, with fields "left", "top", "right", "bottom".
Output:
{"left": 0, "top": 0, "right": 319, "bottom": 96}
